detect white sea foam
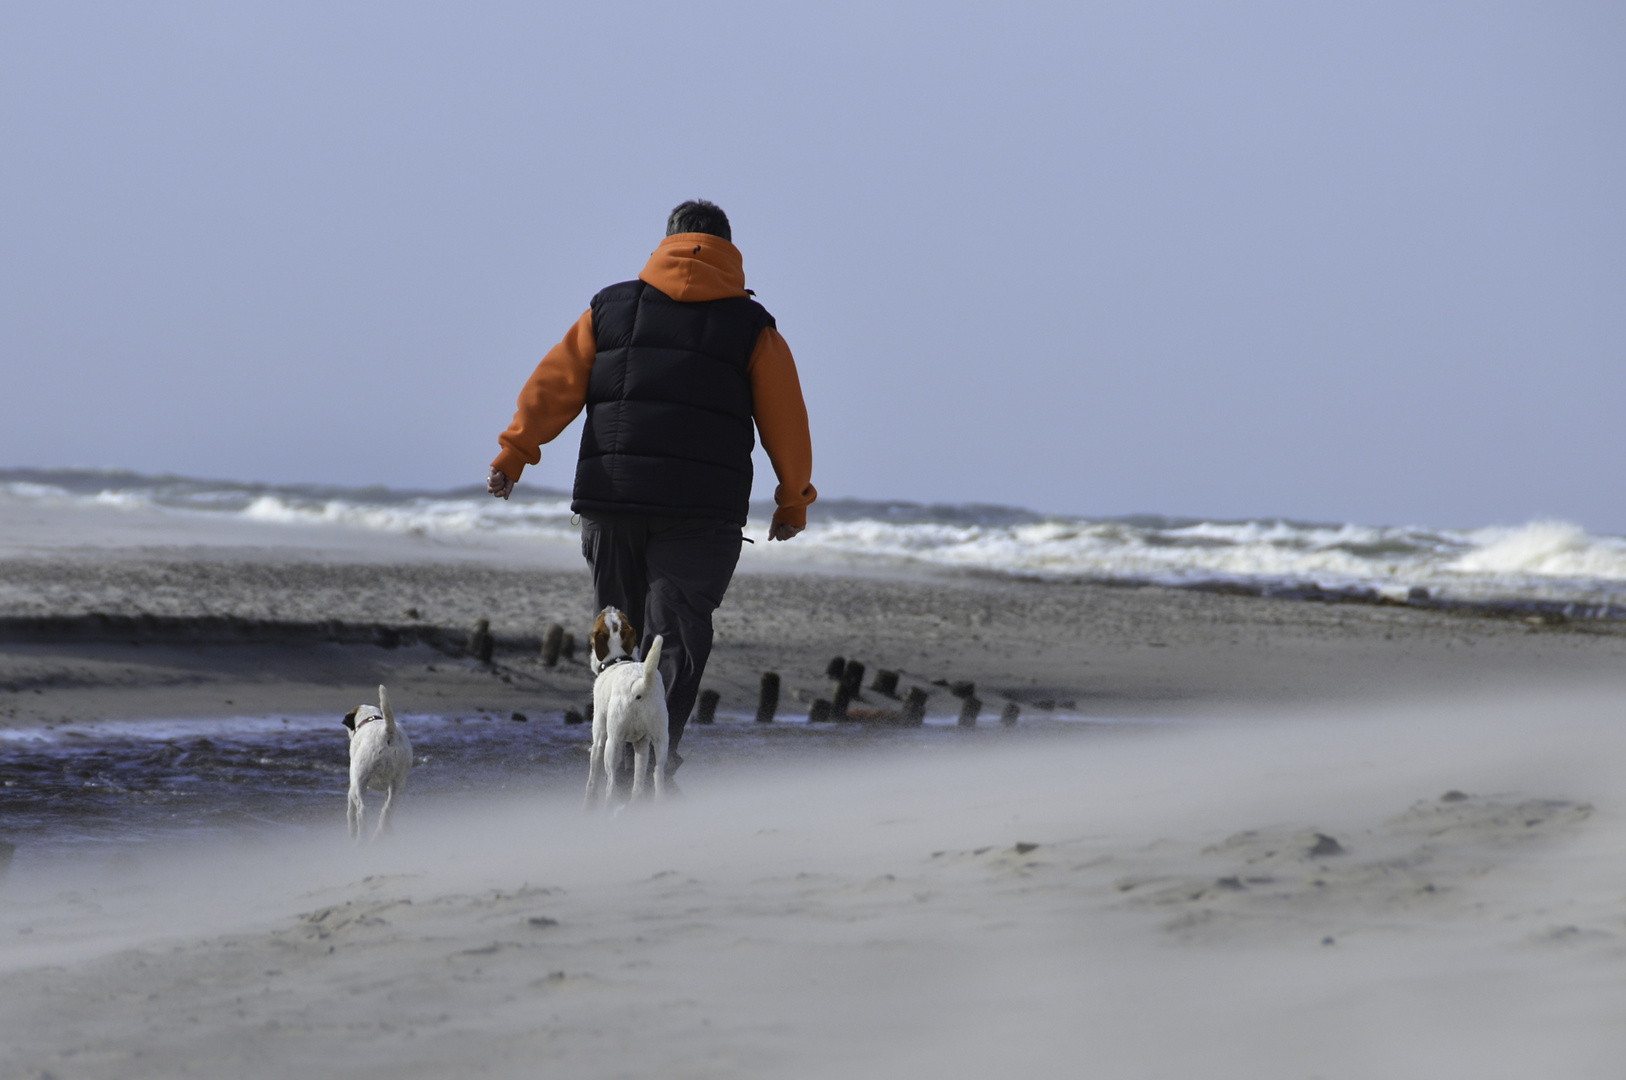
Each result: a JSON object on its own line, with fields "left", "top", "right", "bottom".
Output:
{"left": 1449, "top": 520, "right": 1626, "bottom": 578}
{"left": 238, "top": 493, "right": 577, "bottom": 538}
{"left": 3, "top": 469, "right": 1623, "bottom": 609}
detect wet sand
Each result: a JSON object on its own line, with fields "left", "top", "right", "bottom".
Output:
{"left": 5, "top": 543, "right": 1626, "bottom": 731}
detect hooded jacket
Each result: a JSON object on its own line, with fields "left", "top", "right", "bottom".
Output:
{"left": 492, "top": 234, "right": 817, "bottom": 530}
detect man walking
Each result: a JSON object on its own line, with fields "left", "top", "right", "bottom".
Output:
{"left": 487, "top": 200, "right": 816, "bottom": 775}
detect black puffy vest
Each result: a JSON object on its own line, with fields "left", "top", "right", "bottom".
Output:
{"left": 571, "top": 279, "right": 775, "bottom": 526}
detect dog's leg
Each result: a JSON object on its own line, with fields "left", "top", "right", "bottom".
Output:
{"left": 630, "top": 738, "right": 651, "bottom": 802}
{"left": 651, "top": 732, "right": 668, "bottom": 800}
{"left": 374, "top": 783, "right": 396, "bottom": 841}
{"left": 605, "top": 738, "right": 624, "bottom": 809}
{"left": 347, "top": 784, "right": 364, "bottom": 842}
{"left": 584, "top": 738, "right": 606, "bottom": 811}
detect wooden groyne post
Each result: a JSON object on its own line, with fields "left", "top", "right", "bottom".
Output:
{"left": 542, "top": 623, "right": 564, "bottom": 667}
{"left": 469, "top": 618, "right": 494, "bottom": 666}
{"left": 840, "top": 660, "right": 866, "bottom": 699}
{"left": 756, "top": 672, "right": 780, "bottom": 723}
{"left": 900, "top": 687, "right": 928, "bottom": 726}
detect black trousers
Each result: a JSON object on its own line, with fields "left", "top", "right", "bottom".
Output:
{"left": 580, "top": 513, "right": 743, "bottom": 752}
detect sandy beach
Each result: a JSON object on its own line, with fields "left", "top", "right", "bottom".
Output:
{"left": 4, "top": 495, "right": 1624, "bottom": 731}
{"left": 5, "top": 0, "right": 1622, "bottom": 1072}
{"left": 3, "top": 499, "right": 1626, "bottom": 1077}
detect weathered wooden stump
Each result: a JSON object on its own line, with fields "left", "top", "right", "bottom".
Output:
{"left": 825, "top": 656, "right": 846, "bottom": 679}
{"left": 958, "top": 696, "right": 982, "bottom": 726}
{"left": 949, "top": 680, "right": 975, "bottom": 700}
{"left": 809, "top": 698, "right": 833, "bottom": 723}
{"left": 563, "top": 708, "right": 585, "bottom": 725}
{"left": 870, "top": 669, "right": 899, "bottom": 697}
{"left": 831, "top": 683, "right": 853, "bottom": 720}
{"left": 756, "top": 672, "right": 780, "bottom": 723}
{"left": 560, "top": 631, "right": 576, "bottom": 661}
{"left": 840, "top": 659, "right": 866, "bottom": 699}
{"left": 542, "top": 624, "right": 564, "bottom": 667}
{"left": 469, "top": 618, "right": 494, "bottom": 665}
{"left": 697, "top": 688, "right": 720, "bottom": 725}
{"left": 901, "top": 686, "right": 928, "bottom": 726}
{"left": 999, "top": 701, "right": 1021, "bottom": 726}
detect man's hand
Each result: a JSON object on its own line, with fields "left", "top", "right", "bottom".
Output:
{"left": 487, "top": 467, "right": 515, "bottom": 500}
{"left": 768, "top": 522, "right": 803, "bottom": 542}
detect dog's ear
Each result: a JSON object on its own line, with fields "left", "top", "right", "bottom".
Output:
{"left": 619, "top": 619, "right": 638, "bottom": 657}
{"left": 343, "top": 709, "right": 358, "bottom": 732}
{"left": 591, "top": 625, "right": 610, "bottom": 662}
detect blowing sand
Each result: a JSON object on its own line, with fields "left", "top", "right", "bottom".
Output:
{"left": 4, "top": 699, "right": 1626, "bottom": 1078}
{"left": 2, "top": 500, "right": 1626, "bottom": 1077}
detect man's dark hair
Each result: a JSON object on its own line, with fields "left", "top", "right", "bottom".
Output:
{"left": 666, "top": 200, "right": 731, "bottom": 242}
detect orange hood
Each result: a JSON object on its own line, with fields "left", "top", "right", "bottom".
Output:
{"left": 639, "top": 233, "right": 750, "bottom": 301}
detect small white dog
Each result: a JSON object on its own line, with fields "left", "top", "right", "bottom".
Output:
{"left": 343, "top": 684, "right": 412, "bottom": 841}
{"left": 584, "top": 607, "right": 668, "bottom": 809}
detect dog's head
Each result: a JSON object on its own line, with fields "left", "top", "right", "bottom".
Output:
{"left": 344, "top": 704, "right": 383, "bottom": 739}
{"left": 589, "top": 606, "right": 639, "bottom": 675}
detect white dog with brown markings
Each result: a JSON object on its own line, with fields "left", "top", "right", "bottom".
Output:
{"left": 343, "top": 684, "right": 412, "bottom": 841}
{"left": 584, "top": 606, "right": 668, "bottom": 809}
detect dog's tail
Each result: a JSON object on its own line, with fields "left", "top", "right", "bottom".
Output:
{"left": 641, "top": 636, "right": 663, "bottom": 693}
{"left": 378, "top": 684, "right": 395, "bottom": 735}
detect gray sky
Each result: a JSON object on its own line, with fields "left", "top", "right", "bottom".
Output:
{"left": 2, "top": 2, "right": 1621, "bottom": 531}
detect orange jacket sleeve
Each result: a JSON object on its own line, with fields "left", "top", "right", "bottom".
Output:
{"left": 491, "top": 310, "right": 596, "bottom": 481}
{"left": 749, "top": 326, "right": 817, "bottom": 529}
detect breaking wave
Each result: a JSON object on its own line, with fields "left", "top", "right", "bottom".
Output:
{"left": 4, "top": 469, "right": 1624, "bottom": 611}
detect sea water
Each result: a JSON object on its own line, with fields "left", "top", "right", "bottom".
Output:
{"left": 0, "top": 709, "right": 1121, "bottom": 865}
{"left": 3, "top": 468, "right": 1625, "bottom": 612}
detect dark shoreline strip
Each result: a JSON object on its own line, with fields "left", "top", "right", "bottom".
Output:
{"left": 0, "top": 614, "right": 542, "bottom": 653}
{"left": 965, "top": 572, "right": 1623, "bottom": 625}
{"left": 0, "top": 579, "right": 1620, "bottom": 652}
{"left": 1177, "top": 581, "right": 1624, "bottom": 624}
